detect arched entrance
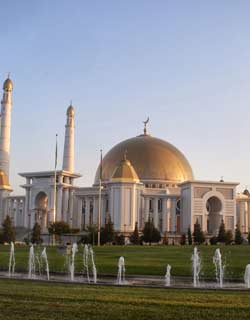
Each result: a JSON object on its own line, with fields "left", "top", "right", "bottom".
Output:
{"left": 206, "top": 196, "right": 222, "bottom": 234}
{"left": 35, "top": 192, "right": 48, "bottom": 231}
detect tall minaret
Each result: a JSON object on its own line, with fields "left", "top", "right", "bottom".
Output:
{"left": 62, "top": 103, "right": 75, "bottom": 172}
{"left": 0, "top": 76, "right": 13, "bottom": 180}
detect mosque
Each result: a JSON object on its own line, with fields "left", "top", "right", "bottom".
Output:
{"left": 0, "top": 76, "right": 249, "bottom": 242}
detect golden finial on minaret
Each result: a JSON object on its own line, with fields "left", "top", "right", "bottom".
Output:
{"left": 143, "top": 117, "right": 149, "bottom": 135}
{"left": 3, "top": 73, "right": 13, "bottom": 91}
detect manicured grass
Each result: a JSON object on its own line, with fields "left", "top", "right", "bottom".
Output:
{"left": 0, "top": 279, "right": 250, "bottom": 319}
{"left": 1, "top": 245, "right": 250, "bottom": 279}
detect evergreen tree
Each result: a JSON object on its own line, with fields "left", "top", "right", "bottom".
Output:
{"left": 187, "top": 227, "right": 192, "bottom": 245}
{"left": 114, "top": 233, "right": 125, "bottom": 245}
{"left": 48, "top": 221, "right": 70, "bottom": 235}
{"left": 142, "top": 216, "right": 161, "bottom": 245}
{"left": 48, "top": 221, "right": 71, "bottom": 243}
{"left": 2, "top": 215, "right": 15, "bottom": 243}
{"left": 248, "top": 232, "right": 250, "bottom": 245}
{"left": 225, "top": 230, "right": 233, "bottom": 245}
{"left": 180, "top": 233, "right": 186, "bottom": 245}
{"left": 86, "top": 225, "right": 98, "bottom": 245}
{"left": 130, "top": 222, "right": 140, "bottom": 245}
{"left": 217, "top": 219, "right": 226, "bottom": 243}
{"left": 192, "top": 219, "right": 205, "bottom": 244}
{"left": 100, "top": 216, "right": 115, "bottom": 244}
{"left": 31, "top": 222, "right": 42, "bottom": 244}
{"left": 235, "top": 225, "right": 243, "bottom": 245}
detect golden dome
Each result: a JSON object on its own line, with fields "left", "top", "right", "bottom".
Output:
{"left": 95, "top": 134, "right": 194, "bottom": 185}
{"left": 112, "top": 157, "right": 140, "bottom": 183}
{"left": 3, "top": 78, "right": 13, "bottom": 91}
{"left": 0, "top": 169, "right": 10, "bottom": 188}
{"left": 67, "top": 104, "right": 74, "bottom": 117}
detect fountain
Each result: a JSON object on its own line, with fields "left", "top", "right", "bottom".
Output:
{"left": 244, "top": 264, "right": 250, "bottom": 288}
{"left": 28, "top": 245, "right": 36, "bottom": 279}
{"left": 165, "top": 264, "right": 171, "bottom": 286}
{"left": 83, "top": 244, "right": 90, "bottom": 283}
{"left": 213, "top": 248, "right": 224, "bottom": 288}
{"left": 41, "top": 247, "right": 50, "bottom": 280}
{"left": 69, "top": 243, "right": 78, "bottom": 281}
{"left": 89, "top": 246, "right": 97, "bottom": 284}
{"left": 117, "top": 256, "right": 125, "bottom": 285}
{"left": 36, "top": 249, "right": 42, "bottom": 276}
{"left": 8, "top": 242, "right": 15, "bottom": 277}
{"left": 191, "top": 247, "right": 201, "bottom": 287}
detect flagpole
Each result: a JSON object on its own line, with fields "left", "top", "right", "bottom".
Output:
{"left": 53, "top": 134, "right": 58, "bottom": 223}
{"left": 97, "top": 149, "right": 102, "bottom": 246}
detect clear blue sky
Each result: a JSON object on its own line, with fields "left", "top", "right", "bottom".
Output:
{"left": 1, "top": 0, "right": 250, "bottom": 194}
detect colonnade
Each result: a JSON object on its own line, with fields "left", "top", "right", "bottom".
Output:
{"left": 75, "top": 194, "right": 179, "bottom": 235}
{"left": 238, "top": 200, "right": 250, "bottom": 233}
{"left": 8, "top": 197, "right": 25, "bottom": 227}
{"left": 76, "top": 196, "right": 107, "bottom": 229}
{"left": 142, "top": 196, "right": 178, "bottom": 234}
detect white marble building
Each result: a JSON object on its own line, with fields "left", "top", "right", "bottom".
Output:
{"left": 0, "top": 76, "right": 249, "bottom": 240}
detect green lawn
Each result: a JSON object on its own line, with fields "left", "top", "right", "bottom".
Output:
{"left": 1, "top": 244, "right": 250, "bottom": 279}
{"left": 0, "top": 279, "right": 250, "bottom": 320}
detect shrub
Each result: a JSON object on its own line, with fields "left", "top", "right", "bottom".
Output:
{"left": 235, "top": 225, "right": 243, "bottom": 245}
{"left": 180, "top": 233, "right": 186, "bottom": 245}
{"left": 193, "top": 220, "right": 205, "bottom": 244}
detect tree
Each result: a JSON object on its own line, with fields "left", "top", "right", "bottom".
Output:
{"left": 115, "top": 233, "right": 125, "bottom": 245}
{"left": 48, "top": 221, "right": 70, "bottom": 243}
{"left": 2, "top": 215, "right": 15, "bottom": 243}
{"left": 248, "top": 232, "right": 250, "bottom": 245}
{"left": 87, "top": 225, "right": 98, "bottom": 245}
{"left": 31, "top": 222, "right": 42, "bottom": 244}
{"left": 187, "top": 227, "right": 192, "bottom": 245}
{"left": 225, "top": 230, "right": 233, "bottom": 245}
{"left": 130, "top": 222, "right": 140, "bottom": 245}
{"left": 235, "top": 225, "right": 243, "bottom": 245}
{"left": 48, "top": 221, "right": 70, "bottom": 235}
{"left": 192, "top": 220, "right": 205, "bottom": 245}
{"left": 100, "top": 216, "right": 115, "bottom": 244}
{"left": 217, "top": 219, "right": 226, "bottom": 243}
{"left": 142, "top": 216, "right": 161, "bottom": 245}
{"left": 180, "top": 233, "right": 186, "bottom": 245}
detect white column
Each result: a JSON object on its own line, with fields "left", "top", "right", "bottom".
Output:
{"left": 56, "top": 187, "right": 63, "bottom": 221}
{"left": 248, "top": 201, "right": 250, "bottom": 234}
{"left": 77, "top": 198, "right": 82, "bottom": 229}
{"left": 244, "top": 202, "right": 248, "bottom": 233}
{"left": 10, "top": 199, "right": 15, "bottom": 226}
{"left": 144, "top": 198, "right": 149, "bottom": 222}
{"left": 85, "top": 198, "right": 90, "bottom": 226}
{"left": 240, "top": 202, "right": 245, "bottom": 232}
{"left": 93, "top": 197, "right": 98, "bottom": 225}
{"left": 101, "top": 197, "right": 106, "bottom": 226}
{"left": 162, "top": 198, "right": 167, "bottom": 233}
{"left": 170, "top": 197, "right": 177, "bottom": 233}
{"left": 62, "top": 188, "right": 69, "bottom": 222}
{"left": 68, "top": 189, "right": 74, "bottom": 227}
{"left": 153, "top": 197, "right": 159, "bottom": 228}
{"left": 15, "top": 200, "right": 19, "bottom": 226}
{"left": 24, "top": 188, "right": 30, "bottom": 228}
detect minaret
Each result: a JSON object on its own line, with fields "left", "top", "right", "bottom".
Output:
{"left": 0, "top": 76, "right": 13, "bottom": 180}
{"left": 62, "top": 103, "right": 75, "bottom": 172}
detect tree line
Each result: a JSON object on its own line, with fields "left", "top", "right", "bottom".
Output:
{"left": 0, "top": 214, "right": 249, "bottom": 246}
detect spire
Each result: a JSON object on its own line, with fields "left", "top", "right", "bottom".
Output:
{"left": 62, "top": 103, "right": 75, "bottom": 172}
{"left": 143, "top": 117, "right": 149, "bottom": 135}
